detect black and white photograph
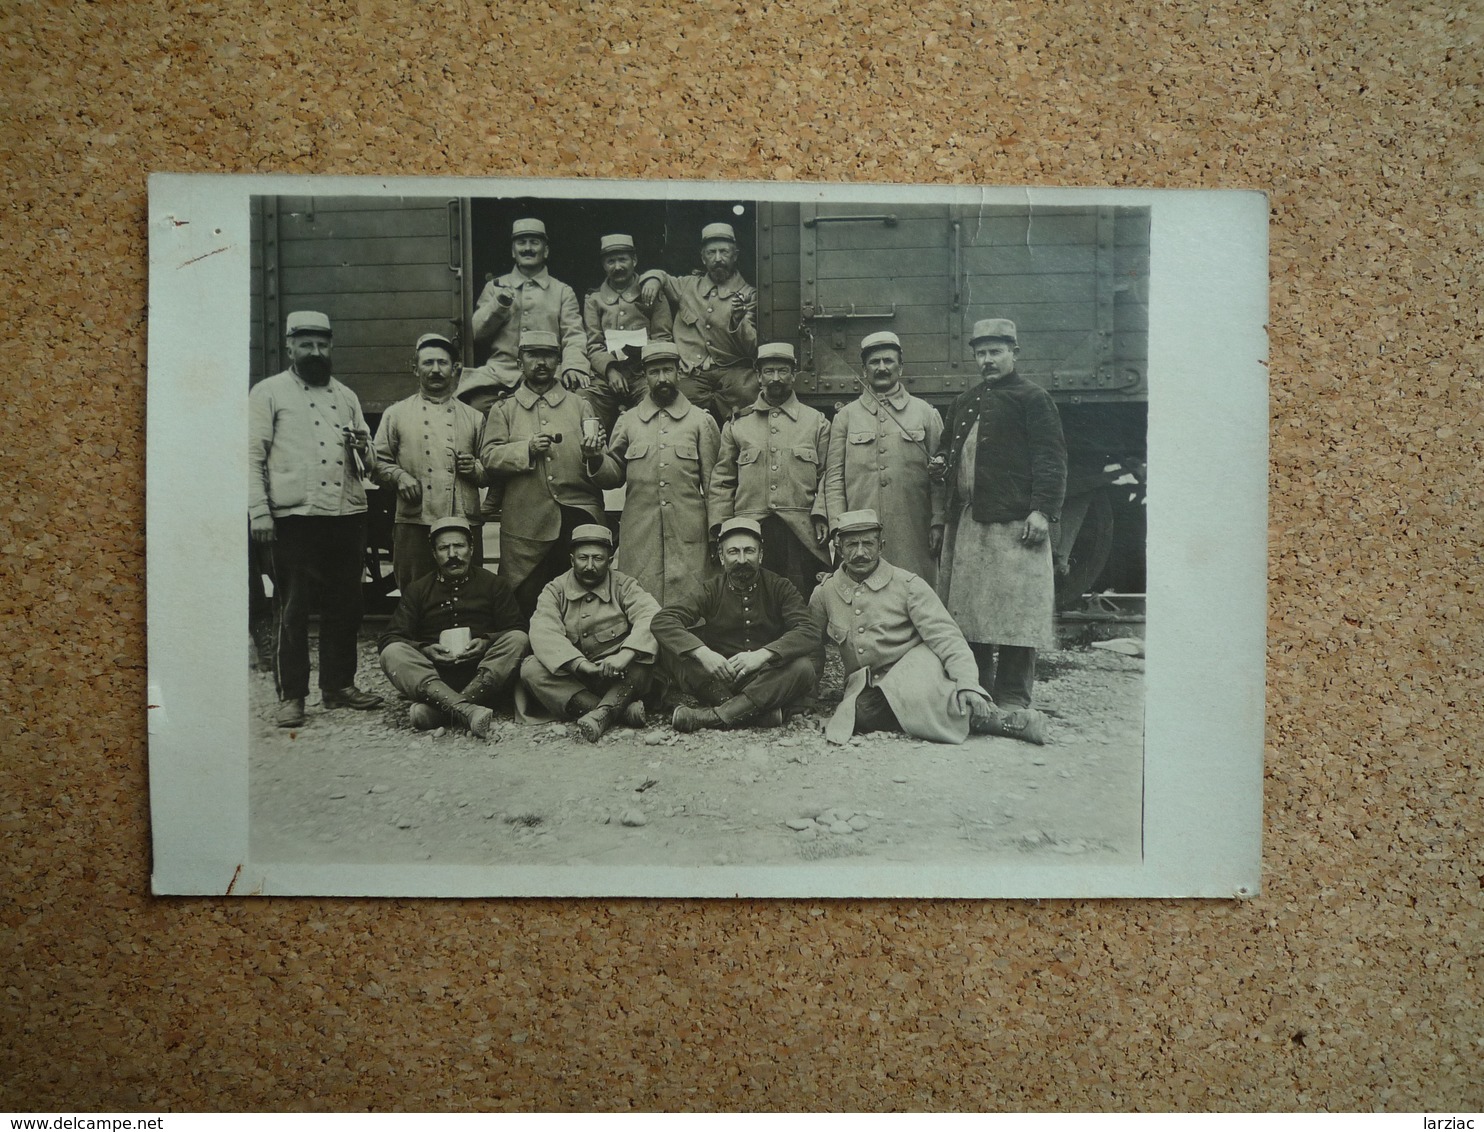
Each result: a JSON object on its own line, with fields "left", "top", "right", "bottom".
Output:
{"left": 147, "top": 176, "right": 1267, "bottom": 898}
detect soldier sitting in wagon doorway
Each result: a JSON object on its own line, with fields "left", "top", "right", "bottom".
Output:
{"left": 469, "top": 217, "right": 590, "bottom": 395}
{"left": 519, "top": 524, "right": 661, "bottom": 743}
{"left": 934, "top": 318, "right": 1067, "bottom": 733}
{"left": 707, "top": 342, "right": 832, "bottom": 599}
{"left": 581, "top": 233, "right": 674, "bottom": 437}
{"left": 376, "top": 517, "right": 529, "bottom": 741}
{"left": 638, "top": 222, "right": 758, "bottom": 421}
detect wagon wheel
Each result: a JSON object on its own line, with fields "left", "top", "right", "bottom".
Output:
{"left": 1055, "top": 488, "right": 1114, "bottom": 610}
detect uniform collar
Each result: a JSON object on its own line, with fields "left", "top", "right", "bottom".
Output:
{"left": 636, "top": 393, "right": 693, "bottom": 422}
{"left": 289, "top": 371, "right": 341, "bottom": 396}
{"left": 835, "top": 558, "right": 894, "bottom": 594}
{"left": 749, "top": 393, "right": 801, "bottom": 419}
{"left": 862, "top": 385, "right": 910, "bottom": 412}
{"left": 702, "top": 271, "right": 746, "bottom": 299}
{"left": 599, "top": 279, "right": 641, "bottom": 303}
{"left": 513, "top": 381, "right": 567, "bottom": 409}
{"left": 560, "top": 569, "right": 615, "bottom": 603}
{"left": 502, "top": 267, "right": 551, "bottom": 289}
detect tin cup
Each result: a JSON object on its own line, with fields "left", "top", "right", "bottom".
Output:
{"left": 582, "top": 418, "right": 601, "bottom": 444}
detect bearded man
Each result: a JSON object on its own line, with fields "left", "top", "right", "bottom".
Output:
{"left": 249, "top": 310, "right": 383, "bottom": 729}
{"left": 638, "top": 222, "right": 757, "bottom": 420}
{"left": 650, "top": 518, "right": 823, "bottom": 733}
{"left": 707, "top": 341, "right": 830, "bottom": 599}
{"left": 584, "top": 342, "right": 720, "bottom": 609}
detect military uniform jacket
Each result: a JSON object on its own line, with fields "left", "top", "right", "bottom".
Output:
{"left": 586, "top": 394, "right": 721, "bottom": 608}
{"left": 708, "top": 393, "right": 830, "bottom": 564}
{"left": 470, "top": 267, "right": 589, "bottom": 390}
{"left": 822, "top": 387, "right": 946, "bottom": 583}
{"left": 640, "top": 269, "right": 757, "bottom": 372}
{"left": 371, "top": 392, "right": 490, "bottom": 526}
{"left": 528, "top": 568, "right": 660, "bottom": 673}
{"left": 377, "top": 567, "right": 525, "bottom": 652}
{"left": 939, "top": 371, "right": 1067, "bottom": 524}
{"left": 652, "top": 568, "right": 823, "bottom": 663}
{"left": 811, "top": 559, "right": 985, "bottom": 745}
{"left": 582, "top": 280, "right": 674, "bottom": 377}
{"left": 479, "top": 383, "right": 603, "bottom": 586}
{"left": 248, "top": 369, "right": 373, "bottom": 522}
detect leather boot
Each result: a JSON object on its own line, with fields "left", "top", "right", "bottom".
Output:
{"left": 574, "top": 682, "right": 638, "bottom": 743}
{"left": 418, "top": 678, "right": 497, "bottom": 741}
{"left": 408, "top": 702, "right": 444, "bottom": 731}
{"left": 461, "top": 671, "right": 505, "bottom": 709}
{"left": 714, "top": 694, "right": 761, "bottom": 728}
{"left": 672, "top": 705, "right": 724, "bottom": 733}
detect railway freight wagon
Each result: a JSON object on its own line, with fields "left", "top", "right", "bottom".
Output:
{"left": 250, "top": 193, "right": 1148, "bottom": 612}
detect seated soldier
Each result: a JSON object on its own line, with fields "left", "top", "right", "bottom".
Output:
{"left": 377, "top": 517, "right": 530, "bottom": 740}
{"left": 650, "top": 517, "right": 824, "bottom": 732}
{"left": 519, "top": 524, "right": 661, "bottom": 743}
{"left": 811, "top": 509, "right": 1047, "bottom": 745}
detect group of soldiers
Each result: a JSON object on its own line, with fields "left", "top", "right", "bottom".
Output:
{"left": 248, "top": 218, "right": 1069, "bottom": 747}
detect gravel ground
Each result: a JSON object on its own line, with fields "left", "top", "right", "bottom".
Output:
{"left": 248, "top": 632, "right": 1145, "bottom": 873}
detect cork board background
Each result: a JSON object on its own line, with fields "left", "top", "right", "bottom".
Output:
{"left": 2, "top": 0, "right": 1478, "bottom": 1112}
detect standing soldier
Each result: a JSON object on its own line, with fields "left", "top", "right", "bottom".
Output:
{"left": 371, "top": 332, "right": 490, "bottom": 591}
{"left": 936, "top": 318, "right": 1067, "bottom": 715}
{"left": 585, "top": 342, "right": 720, "bottom": 609}
{"left": 638, "top": 222, "right": 757, "bottom": 420}
{"left": 249, "top": 311, "right": 384, "bottom": 728}
{"left": 480, "top": 330, "right": 606, "bottom": 616}
{"left": 470, "top": 217, "right": 589, "bottom": 394}
{"left": 822, "top": 331, "right": 946, "bottom": 585}
{"left": 581, "top": 233, "right": 674, "bottom": 436}
{"left": 707, "top": 342, "right": 830, "bottom": 599}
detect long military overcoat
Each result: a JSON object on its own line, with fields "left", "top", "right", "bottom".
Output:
{"left": 587, "top": 394, "right": 720, "bottom": 608}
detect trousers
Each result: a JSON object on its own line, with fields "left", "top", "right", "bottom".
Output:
{"left": 662, "top": 652, "right": 819, "bottom": 713}
{"left": 378, "top": 630, "right": 530, "bottom": 700}
{"left": 519, "top": 655, "right": 655, "bottom": 719}
{"left": 270, "top": 514, "right": 366, "bottom": 700}
{"left": 970, "top": 642, "right": 1036, "bottom": 708}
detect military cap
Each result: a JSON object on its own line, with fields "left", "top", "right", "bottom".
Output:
{"left": 518, "top": 330, "right": 561, "bottom": 352}
{"left": 641, "top": 342, "right": 682, "bottom": 365}
{"left": 570, "top": 523, "right": 615, "bottom": 549}
{"left": 969, "top": 318, "right": 1018, "bottom": 346}
{"left": 717, "top": 517, "right": 764, "bottom": 544}
{"left": 755, "top": 342, "right": 797, "bottom": 367}
{"left": 455, "top": 366, "right": 502, "bottom": 404}
{"left": 286, "top": 310, "right": 332, "bottom": 335}
{"left": 700, "top": 222, "right": 737, "bottom": 245}
{"left": 834, "top": 508, "right": 883, "bottom": 535}
{"left": 511, "top": 217, "right": 547, "bottom": 239}
{"left": 859, "top": 331, "right": 902, "bottom": 358}
{"left": 414, "top": 332, "right": 457, "bottom": 355}
{"left": 429, "top": 516, "right": 474, "bottom": 541}
{"left": 599, "top": 233, "right": 635, "bottom": 254}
